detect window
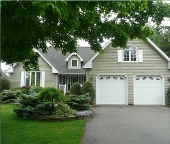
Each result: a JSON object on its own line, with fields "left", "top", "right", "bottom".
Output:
{"left": 124, "top": 45, "right": 137, "bottom": 62}
{"left": 26, "top": 71, "right": 41, "bottom": 86}
{"left": 72, "top": 59, "right": 78, "bottom": 67}
{"left": 117, "top": 45, "right": 143, "bottom": 62}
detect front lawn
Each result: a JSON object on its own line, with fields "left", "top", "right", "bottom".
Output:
{"left": 1, "top": 104, "right": 86, "bottom": 144}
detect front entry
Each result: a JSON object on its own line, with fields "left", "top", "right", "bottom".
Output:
{"left": 61, "top": 75, "right": 86, "bottom": 92}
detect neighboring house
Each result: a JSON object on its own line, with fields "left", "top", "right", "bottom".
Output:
{"left": 7, "top": 38, "right": 170, "bottom": 105}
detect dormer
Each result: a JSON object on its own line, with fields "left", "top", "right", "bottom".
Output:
{"left": 65, "top": 53, "right": 83, "bottom": 69}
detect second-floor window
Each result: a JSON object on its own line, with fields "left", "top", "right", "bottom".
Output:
{"left": 124, "top": 45, "right": 137, "bottom": 62}
{"left": 72, "top": 59, "right": 78, "bottom": 67}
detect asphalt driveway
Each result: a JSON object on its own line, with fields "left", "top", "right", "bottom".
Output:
{"left": 81, "top": 105, "right": 170, "bottom": 144}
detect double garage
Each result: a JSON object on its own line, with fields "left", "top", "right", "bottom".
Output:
{"left": 96, "top": 75, "right": 164, "bottom": 105}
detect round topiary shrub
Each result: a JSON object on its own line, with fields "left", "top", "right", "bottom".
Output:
{"left": 70, "top": 82, "right": 81, "bottom": 95}
{"left": 0, "top": 77, "right": 10, "bottom": 93}
{"left": 82, "top": 81, "right": 95, "bottom": 105}
{"left": 37, "top": 87, "right": 66, "bottom": 102}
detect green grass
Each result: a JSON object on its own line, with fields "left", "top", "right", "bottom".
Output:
{"left": 1, "top": 104, "right": 86, "bottom": 144}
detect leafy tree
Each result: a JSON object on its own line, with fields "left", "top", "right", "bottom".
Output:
{"left": 2, "top": 1, "right": 170, "bottom": 70}
{"left": 149, "top": 25, "right": 170, "bottom": 57}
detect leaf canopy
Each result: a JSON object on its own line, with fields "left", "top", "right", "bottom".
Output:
{"left": 2, "top": 1, "right": 170, "bottom": 70}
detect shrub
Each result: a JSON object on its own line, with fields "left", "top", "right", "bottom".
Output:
{"left": 66, "top": 94, "right": 91, "bottom": 111}
{"left": 13, "top": 94, "right": 54, "bottom": 119}
{"left": 65, "top": 92, "right": 70, "bottom": 96}
{"left": 28, "top": 86, "right": 43, "bottom": 94}
{"left": 0, "top": 90, "right": 23, "bottom": 103}
{"left": 11, "top": 87, "right": 27, "bottom": 94}
{"left": 18, "top": 94, "right": 40, "bottom": 108}
{"left": 167, "top": 86, "right": 170, "bottom": 104}
{"left": 82, "top": 81, "right": 95, "bottom": 104}
{"left": 0, "top": 77, "right": 10, "bottom": 93}
{"left": 55, "top": 103, "right": 76, "bottom": 118}
{"left": 37, "top": 87, "right": 66, "bottom": 102}
{"left": 21, "top": 86, "right": 31, "bottom": 94}
{"left": 70, "top": 82, "right": 81, "bottom": 95}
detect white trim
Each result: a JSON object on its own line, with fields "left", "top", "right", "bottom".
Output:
{"left": 6, "top": 63, "right": 17, "bottom": 73}
{"left": 33, "top": 49, "right": 59, "bottom": 73}
{"left": 147, "top": 38, "right": 170, "bottom": 62}
{"left": 96, "top": 74, "right": 128, "bottom": 105}
{"left": 118, "top": 50, "right": 123, "bottom": 62}
{"left": 21, "top": 71, "right": 25, "bottom": 87}
{"left": 133, "top": 75, "right": 165, "bottom": 105}
{"left": 138, "top": 50, "right": 143, "bottom": 62}
{"left": 40, "top": 71, "right": 45, "bottom": 87}
{"left": 65, "top": 52, "right": 83, "bottom": 61}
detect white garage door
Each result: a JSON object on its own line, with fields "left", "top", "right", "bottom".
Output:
{"left": 96, "top": 75, "right": 127, "bottom": 104}
{"left": 134, "top": 75, "right": 164, "bottom": 105}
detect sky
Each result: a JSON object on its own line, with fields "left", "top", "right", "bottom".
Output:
{"left": 1, "top": 1, "right": 170, "bottom": 71}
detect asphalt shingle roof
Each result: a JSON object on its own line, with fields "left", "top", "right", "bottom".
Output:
{"left": 38, "top": 47, "right": 96, "bottom": 74}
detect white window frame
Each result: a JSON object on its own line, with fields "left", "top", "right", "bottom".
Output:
{"left": 71, "top": 59, "right": 78, "bottom": 67}
{"left": 26, "top": 71, "right": 41, "bottom": 86}
{"left": 21, "top": 71, "right": 45, "bottom": 87}
{"left": 123, "top": 45, "right": 138, "bottom": 62}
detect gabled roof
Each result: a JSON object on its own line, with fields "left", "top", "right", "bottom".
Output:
{"left": 6, "top": 47, "right": 95, "bottom": 74}
{"left": 37, "top": 47, "right": 95, "bottom": 74}
{"left": 83, "top": 38, "right": 170, "bottom": 69}
{"left": 65, "top": 53, "right": 83, "bottom": 62}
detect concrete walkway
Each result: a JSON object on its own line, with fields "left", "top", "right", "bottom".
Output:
{"left": 81, "top": 105, "right": 170, "bottom": 144}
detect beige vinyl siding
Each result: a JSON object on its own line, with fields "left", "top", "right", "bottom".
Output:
{"left": 38, "top": 56, "right": 57, "bottom": 87}
{"left": 87, "top": 39, "right": 170, "bottom": 105}
{"left": 9, "top": 56, "right": 58, "bottom": 88}
{"left": 9, "top": 64, "right": 24, "bottom": 88}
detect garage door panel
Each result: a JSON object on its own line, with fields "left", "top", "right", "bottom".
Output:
{"left": 134, "top": 76, "right": 163, "bottom": 105}
{"left": 97, "top": 75, "right": 126, "bottom": 105}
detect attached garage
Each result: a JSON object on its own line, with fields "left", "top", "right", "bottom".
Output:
{"left": 96, "top": 75, "right": 127, "bottom": 105}
{"left": 134, "top": 75, "right": 164, "bottom": 105}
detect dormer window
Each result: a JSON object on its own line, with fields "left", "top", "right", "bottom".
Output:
{"left": 71, "top": 59, "right": 78, "bottom": 67}
{"left": 124, "top": 45, "right": 137, "bottom": 62}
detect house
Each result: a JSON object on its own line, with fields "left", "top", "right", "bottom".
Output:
{"left": 7, "top": 47, "right": 95, "bottom": 93}
{"left": 7, "top": 38, "right": 170, "bottom": 105}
